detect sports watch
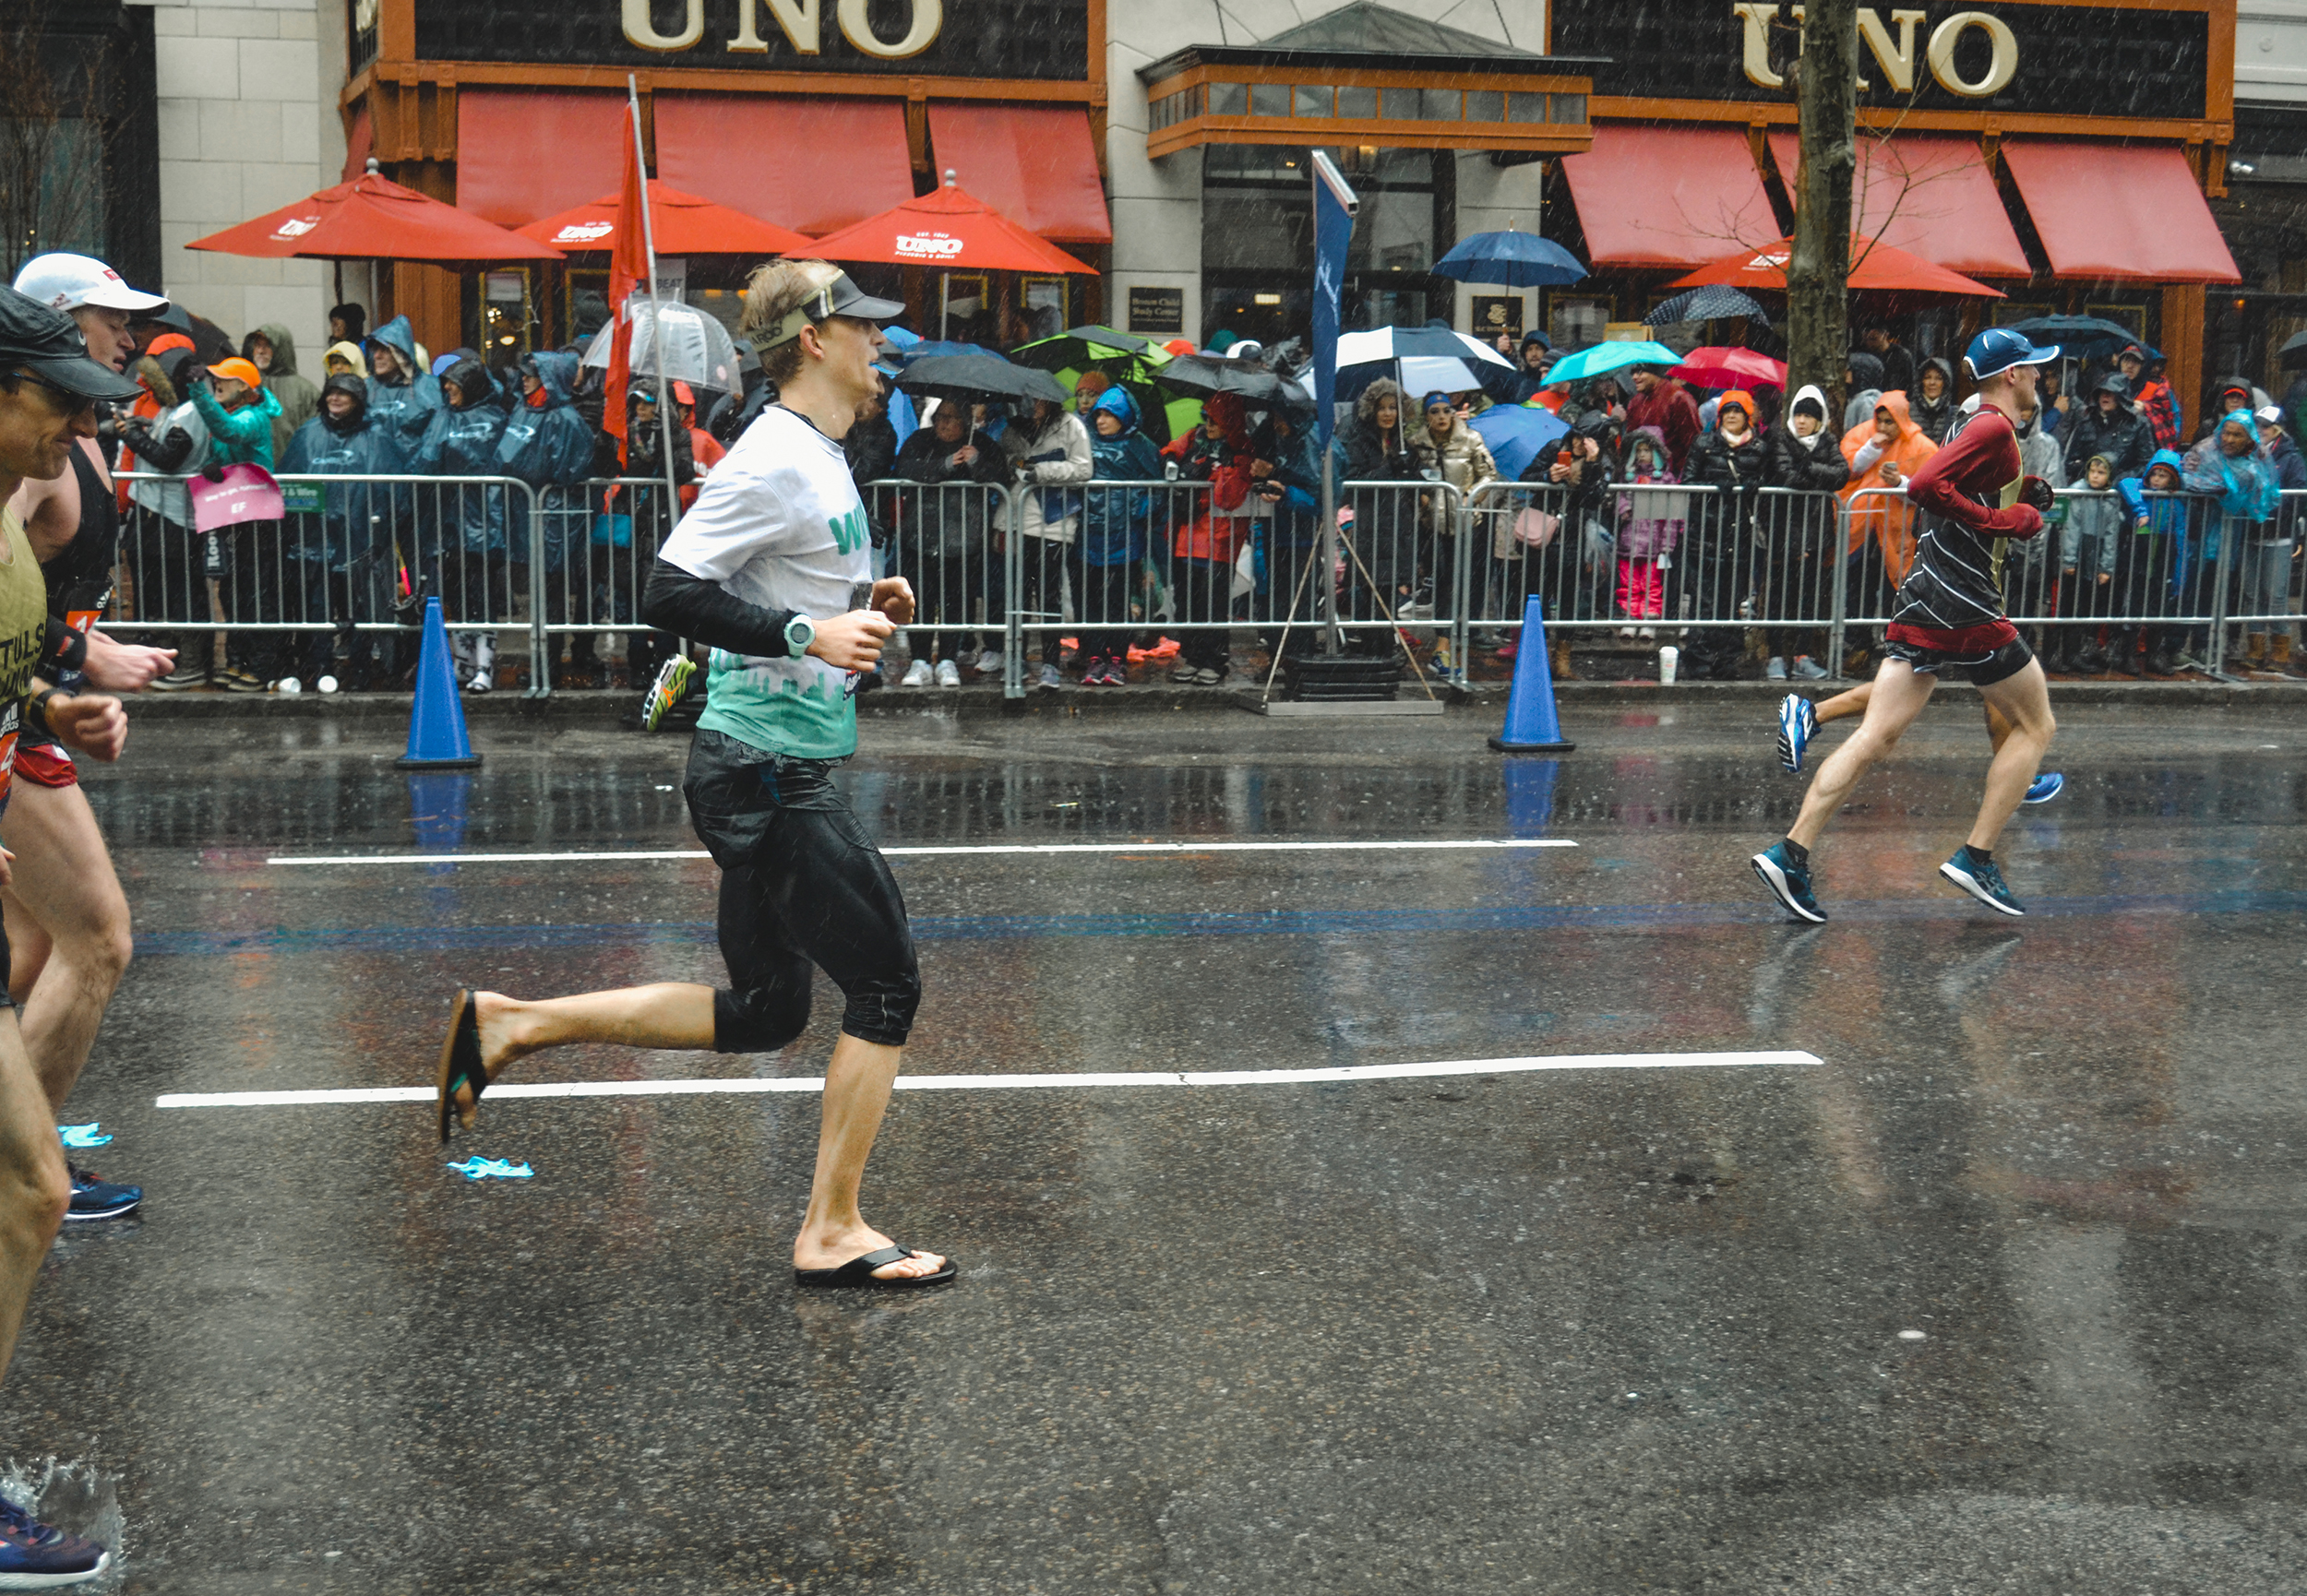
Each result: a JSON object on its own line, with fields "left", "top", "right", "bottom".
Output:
{"left": 783, "top": 614, "right": 816, "bottom": 658}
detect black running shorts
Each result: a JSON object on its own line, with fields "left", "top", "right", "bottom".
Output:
{"left": 1883, "top": 635, "right": 2035, "bottom": 687}
{"left": 680, "top": 729, "right": 920, "bottom": 1050}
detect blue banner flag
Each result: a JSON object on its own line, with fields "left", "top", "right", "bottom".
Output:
{"left": 1310, "top": 151, "right": 1359, "bottom": 451}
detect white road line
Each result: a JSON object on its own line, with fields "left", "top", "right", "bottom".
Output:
{"left": 154, "top": 1051, "right": 1816, "bottom": 1110}
{"left": 262, "top": 839, "right": 1578, "bottom": 866}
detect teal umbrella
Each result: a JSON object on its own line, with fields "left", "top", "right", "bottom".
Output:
{"left": 1545, "top": 340, "right": 1682, "bottom": 385}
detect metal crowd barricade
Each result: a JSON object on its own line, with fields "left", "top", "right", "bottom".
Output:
{"left": 531, "top": 475, "right": 683, "bottom": 696}
{"left": 1327, "top": 478, "right": 1464, "bottom": 657}
{"left": 864, "top": 478, "right": 1019, "bottom": 693}
{"left": 115, "top": 470, "right": 538, "bottom": 685}
{"left": 1001, "top": 477, "right": 1214, "bottom": 696}
{"left": 2210, "top": 486, "right": 2307, "bottom": 666}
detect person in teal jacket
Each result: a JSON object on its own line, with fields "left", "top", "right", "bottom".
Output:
{"left": 2177, "top": 410, "right": 2280, "bottom": 667}
{"left": 187, "top": 356, "right": 281, "bottom": 469}
{"left": 2111, "top": 448, "right": 2198, "bottom": 674}
{"left": 187, "top": 356, "right": 289, "bottom": 685}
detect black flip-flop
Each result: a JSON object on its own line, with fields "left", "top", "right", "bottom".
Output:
{"left": 436, "top": 988, "right": 488, "bottom": 1144}
{"left": 794, "top": 1245, "right": 957, "bottom": 1290}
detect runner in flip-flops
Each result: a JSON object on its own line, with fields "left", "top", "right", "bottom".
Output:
{"left": 435, "top": 261, "right": 950, "bottom": 1290}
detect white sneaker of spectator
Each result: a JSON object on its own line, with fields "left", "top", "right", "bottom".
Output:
{"left": 935, "top": 659, "right": 961, "bottom": 688}
{"left": 976, "top": 648, "right": 1005, "bottom": 677}
{"left": 902, "top": 658, "right": 933, "bottom": 686}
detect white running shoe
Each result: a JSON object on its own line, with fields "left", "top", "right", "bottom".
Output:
{"left": 901, "top": 659, "right": 932, "bottom": 686}
{"left": 935, "top": 659, "right": 961, "bottom": 687}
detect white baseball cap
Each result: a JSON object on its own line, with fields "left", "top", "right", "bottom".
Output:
{"left": 10, "top": 253, "right": 168, "bottom": 316}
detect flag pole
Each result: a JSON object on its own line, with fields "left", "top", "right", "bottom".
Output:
{"left": 628, "top": 77, "right": 681, "bottom": 528}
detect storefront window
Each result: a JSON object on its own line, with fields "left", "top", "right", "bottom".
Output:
{"left": 1549, "top": 93, "right": 1586, "bottom": 124}
{"left": 1466, "top": 90, "right": 1505, "bottom": 124}
{"left": 1507, "top": 92, "right": 1547, "bottom": 124}
{"left": 1249, "top": 83, "right": 1291, "bottom": 118}
{"left": 1338, "top": 86, "right": 1378, "bottom": 119}
{"left": 1211, "top": 81, "right": 1247, "bottom": 116}
{"left": 1294, "top": 86, "right": 1332, "bottom": 117}
{"left": 1202, "top": 144, "right": 1449, "bottom": 341}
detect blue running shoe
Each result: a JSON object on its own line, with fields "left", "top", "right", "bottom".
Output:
{"left": 1776, "top": 694, "right": 1818, "bottom": 774}
{"left": 2023, "top": 771, "right": 2064, "bottom": 804}
{"left": 1751, "top": 841, "right": 1827, "bottom": 923}
{"left": 0, "top": 1494, "right": 108, "bottom": 1586}
{"left": 1940, "top": 845, "right": 2026, "bottom": 917}
{"left": 65, "top": 1163, "right": 140, "bottom": 1222}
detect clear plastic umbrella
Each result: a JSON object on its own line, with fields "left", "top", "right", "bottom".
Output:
{"left": 581, "top": 298, "right": 742, "bottom": 395}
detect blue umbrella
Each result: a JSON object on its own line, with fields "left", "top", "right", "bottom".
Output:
{"left": 1468, "top": 403, "right": 1572, "bottom": 482}
{"left": 1432, "top": 230, "right": 1588, "bottom": 288}
{"left": 1545, "top": 340, "right": 1682, "bottom": 385}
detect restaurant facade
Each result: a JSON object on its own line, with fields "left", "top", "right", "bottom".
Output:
{"left": 62, "top": 0, "right": 2270, "bottom": 423}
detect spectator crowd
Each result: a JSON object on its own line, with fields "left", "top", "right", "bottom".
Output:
{"left": 90, "top": 271, "right": 2307, "bottom": 695}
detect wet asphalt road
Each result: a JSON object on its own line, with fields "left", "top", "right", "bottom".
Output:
{"left": 4, "top": 697, "right": 2303, "bottom": 1593}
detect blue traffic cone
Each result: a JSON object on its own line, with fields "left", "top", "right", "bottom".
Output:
{"left": 1489, "top": 595, "right": 1576, "bottom": 754}
{"left": 394, "top": 597, "right": 482, "bottom": 769}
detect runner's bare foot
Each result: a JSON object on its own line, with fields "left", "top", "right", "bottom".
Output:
{"left": 795, "top": 1223, "right": 948, "bottom": 1281}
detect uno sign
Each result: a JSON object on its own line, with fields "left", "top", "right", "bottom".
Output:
{"left": 622, "top": 0, "right": 941, "bottom": 58}
{"left": 1734, "top": 6, "right": 2015, "bottom": 97}
{"left": 1548, "top": 0, "right": 2208, "bottom": 120}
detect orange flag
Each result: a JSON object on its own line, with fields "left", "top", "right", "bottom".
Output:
{"left": 603, "top": 97, "right": 651, "bottom": 446}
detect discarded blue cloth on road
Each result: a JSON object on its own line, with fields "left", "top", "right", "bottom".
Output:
{"left": 58, "top": 1124, "right": 113, "bottom": 1149}
{"left": 446, "top": 1157, "right": 533, "bottom": 1182}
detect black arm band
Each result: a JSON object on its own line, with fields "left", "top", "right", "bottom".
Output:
{"left": 639, "top": 557, "right": 802, "bottom": 658}
{"left": 43, "top": 620, "right": 87, "bottom": 673}
{"left": 25, "top": 687, "right": 59, "bottom": 739}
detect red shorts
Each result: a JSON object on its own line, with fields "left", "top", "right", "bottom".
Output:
{"left": 13, "top": 743, "right": 76, "bottom": 789}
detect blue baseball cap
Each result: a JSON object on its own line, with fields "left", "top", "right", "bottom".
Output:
{"left": 1964, "top": 327, "right": 2059, "bottom": 379}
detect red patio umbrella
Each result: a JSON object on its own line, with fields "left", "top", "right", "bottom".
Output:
{"left": 519, "top": 182, "right": 814, "bottom": 257}
{"left": 1668, "top": 236, "right": 2003, "bottom": 299}
{"left": 185, "top": 170, "right": 558, "bottom": 262}
{"left": 805, "top": 177, "right": 1096, "bottom": 275}
{"left": 1670, "top": 346, "right": 1788, "bottom": 388}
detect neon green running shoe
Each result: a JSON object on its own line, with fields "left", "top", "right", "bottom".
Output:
{"left": 640, "top": 654, "right": 696, "bottom": 732}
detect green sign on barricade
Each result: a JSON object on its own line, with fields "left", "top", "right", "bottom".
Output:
{"left": 279, "top": 482, "right": 325, "bottom": 515}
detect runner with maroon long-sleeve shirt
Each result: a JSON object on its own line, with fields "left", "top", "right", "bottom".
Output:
{"left": 1751, "top": 329, "right": 2061, "bottom": 923}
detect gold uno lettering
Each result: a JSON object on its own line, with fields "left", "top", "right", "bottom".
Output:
{"left": 730, "top": 0, "right": 822, "bottom": 53}
{"left": 1733, "top": 5, "right": 2016, "bottom": 97}
{"left": 1926, "top": 10, "right": 2019, "bottom": 97}
{"left": 1857, "top": 8, "right": 1927, "bottom": 93}
{"left": 621, "top": 0, "right": 703, "bottom": 51}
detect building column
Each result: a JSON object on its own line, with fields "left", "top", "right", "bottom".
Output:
{"left": 2163, "top": 282, "right": 2208, "bottom": 433}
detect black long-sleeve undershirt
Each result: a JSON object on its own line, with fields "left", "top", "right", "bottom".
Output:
{"left": 639, "top": 556, "right": 801, "bottom": 661}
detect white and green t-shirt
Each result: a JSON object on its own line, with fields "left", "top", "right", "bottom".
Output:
{"left": 659, "top": 405, "right": 872, "bottom": 759}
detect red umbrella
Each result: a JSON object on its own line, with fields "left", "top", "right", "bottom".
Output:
{"left": 806, "top": 177, "right": 1095, "bottom": 275}
{"left": 520, "top": 182, "right": 814, "bottom": 257}
{"left": 1670, "top": 346, "right": 1788, "bottom": 388}
{"left": 1668, "top": 236, "right": 2003, "bottom": 298}
{"left": 185, "top": 171, "right": 557, "bottom": 263}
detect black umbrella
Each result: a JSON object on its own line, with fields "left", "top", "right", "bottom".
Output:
{"left": 1644, "top": 286, "right": 1771, "bottom": 329}
{"left": 1154, "top": 353, "right": 1313, "bottom": 411}
{"left": 2280, "top": 330, "right": 2307, "bottom": 371}
{"left": 893, "top": 353, "right": 1069, "bottom": 407}
{"left": 1009, "top": 326, "right": 1167, "bottom": 372}
{"left": 2002, "top": 315, "right": 2155, "bottom": 360}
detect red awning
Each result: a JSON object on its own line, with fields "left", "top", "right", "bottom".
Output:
{"left": 654, "top": 95, "right": 915, "bottom": 238}
{"left": 1999, "top": 141, "right": 2241, "bottom": 284}
{"left": 341, "top": 105, "right": 372, "bottom": 185}
{"left": 1767, "top": 133, "right": 2029, "bottom": 280}
{"left": 456, "top": 89, "right": 630, "bottom": 228}
{"left": 925, "top": 103, "right": 1110, "bottom": 244}
{"left": 1560, "top": 125, "right": 1777, "bottom": 270}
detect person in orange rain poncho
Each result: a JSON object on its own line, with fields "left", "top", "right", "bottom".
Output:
{"left": 1838, "top": 388, "right": 1938, "bottom": 604}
